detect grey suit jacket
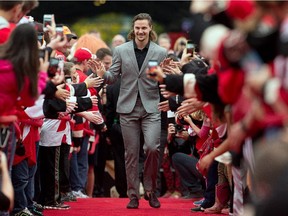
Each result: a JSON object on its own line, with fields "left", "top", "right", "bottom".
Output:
{"left": 104, "top": 41, "right": 167, "bottom": 114}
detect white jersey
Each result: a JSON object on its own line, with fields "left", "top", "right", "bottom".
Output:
{"left": 40, "top": 118, "right": 72, "bottom": 147}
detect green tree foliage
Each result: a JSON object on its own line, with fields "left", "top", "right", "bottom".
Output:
{"left": 71, "top": 13, "right": 164, "bottom": 46}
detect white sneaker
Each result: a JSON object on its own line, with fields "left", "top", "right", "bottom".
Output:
{"left": 72, "top": 190, "right": 89, "bottom": 198}
{"left": 139, "top": 182, "right": 144, "bottom": 196}
{"left": 14, "top": 207, "right": 34, "bottom": 216}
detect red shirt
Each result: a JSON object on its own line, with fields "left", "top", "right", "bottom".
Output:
{"left": 0, "top": 19, "right": 16, "bottom": 44}
{"left": 55, "top": 50, "right": 66, "bottom": 61}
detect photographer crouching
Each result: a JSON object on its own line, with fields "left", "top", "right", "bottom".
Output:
{"left": 161, "top": 114, "right": 196, "bottom": 198}
{"left": 168, "top": 112, "right": 206, "bottom": 200}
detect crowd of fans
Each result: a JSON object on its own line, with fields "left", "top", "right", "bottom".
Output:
{"left": 0, "top": 0, "right": 288, "bottom": 216}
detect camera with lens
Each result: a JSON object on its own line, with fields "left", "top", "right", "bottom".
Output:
{"left": 174, "top": 124, "right": 184, "bottom": 133}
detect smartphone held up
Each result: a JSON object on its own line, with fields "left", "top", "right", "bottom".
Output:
{"left": 43, "top": 14, "right": 54, "bottom": 32}
{"left": 147, "top": 60, "right": 158, "bottom": 77}
{"left": 186, "top": 41, "right": 195, "bottom": 56}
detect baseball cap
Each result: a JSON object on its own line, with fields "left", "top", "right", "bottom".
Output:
{"left": 226, "top": 0, "right": 255, "bottom": 21}
{"left": 63, "top": 26, "right": 77, "bottom": 40}
{"left": 74, "top": 48, "right": 96, "bottom": 62}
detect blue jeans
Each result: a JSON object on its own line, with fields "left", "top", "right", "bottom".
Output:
{"left": 11, "top": 159, "right": 37, "bottom": 213}
{"left": 172, "top": 152, "right": 204, "bottom": 195}
{"left": 70, "top": 136, "right": 89, "bottom": 191}
{"left": 201, "top": 160, "right": 218, "bottom": 208}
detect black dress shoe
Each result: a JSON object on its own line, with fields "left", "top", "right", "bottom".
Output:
{"left": 144, "top": 192, "right": 161, "bottom": 208}
{"left": 127, "top": 198, "right": 139, "bottom": 209}
{"left": 191, "top": 206, "right": 205, "bottom": 212}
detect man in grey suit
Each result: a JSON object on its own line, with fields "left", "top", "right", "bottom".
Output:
{"left": 99, "top": 13, "right": 167, "bottom": 208}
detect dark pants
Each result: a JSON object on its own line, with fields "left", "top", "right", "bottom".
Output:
{"left": 110, "top": 123, "right": 127, "bottom": 197}
{"left": 93, "top": 133, "right": 108, "bottom": 197}
{"left": 33, "top": 142, "right": 41, "bottom": 202}
{"left": 156, "top": 128, "right": 167, "bottom": 197}
{"left": 38, "top": 145, "right": 60, "bottom": 206}
{"left": 201, "top": 160, "right": 218, "bottom": 208}
{"left": 59, "top": 143, "right": 71, "bottom": 193}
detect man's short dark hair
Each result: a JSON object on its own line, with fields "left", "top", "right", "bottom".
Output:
{"left": 96, "top": 48, "right": 112, "bottom": 61}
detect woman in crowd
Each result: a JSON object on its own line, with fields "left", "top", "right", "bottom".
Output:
{"left": 0, "top": 23, "right": 48, "bottom": 116}
{"left": 0, "top": 23, "right": 49, "bottom": 180}
{"left": 173, "top": 37, "right": 187, "bottom": 59}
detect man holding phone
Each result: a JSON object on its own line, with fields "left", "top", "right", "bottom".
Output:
{"left": 101, "top": 13, "right": 167, "bottom": 209}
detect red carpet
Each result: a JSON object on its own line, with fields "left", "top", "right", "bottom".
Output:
{"left": 44, "top": 198, "right": 222, "bottom": 216}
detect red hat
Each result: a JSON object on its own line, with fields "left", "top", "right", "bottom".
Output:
{"left": 74, "top": 48, "right": 94, "bottom": 62}
{"left": 226, "top": 0, "right": 255, "bottom": 21}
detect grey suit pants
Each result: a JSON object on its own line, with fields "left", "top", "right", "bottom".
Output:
{"left": 120, "top": 97, "right": 161, "bottom": 199}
